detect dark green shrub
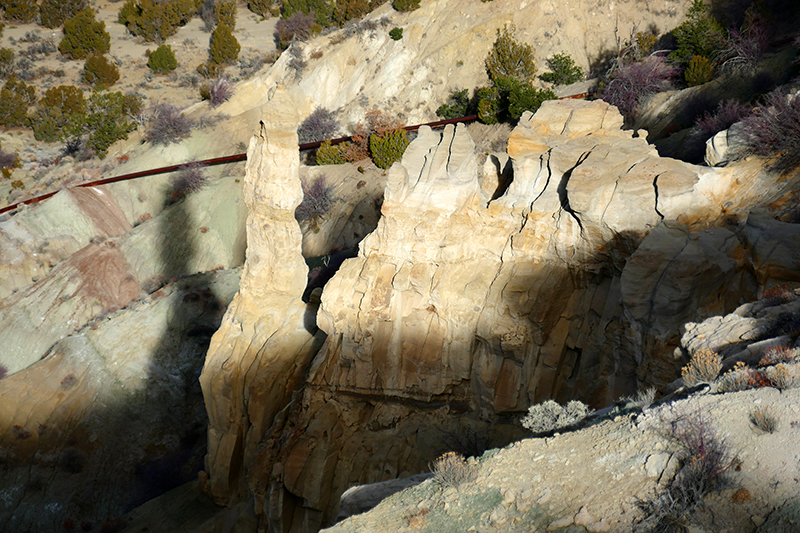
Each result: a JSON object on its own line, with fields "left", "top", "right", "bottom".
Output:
{"left": 214, "top": 1, "right": 236, "bottom": 30}
{"left": 392, "top": 0, "right": 419, "bottom": 12}
{"left": 670, "top": 0, "right": 725, "bottom": 67}
{"left": 210, "top": 23, "right": 240, "bottom": 64}
{"left": 539, "top": 52, "right": 583, "bottom": 86}
{"left": 316, "top": 140, "right": 345, "bottom": 165}
{"left": 684, "top": 54, "right": 713, "bottom": 86}
{"left": 118, "top": 0, "right": 199, "bottom": 42}
{"left": 31, "top": 85, "right": 86, "bottom": 142}
{"left": 59, "top": 9, "right": 110, "bottom": 60}
{"left": 84, "top": 91, "right": 143, "bottom": 158}
{"left": 486, "top": 24, "right": 535, "bottom": 85}
{"left": 475, "top": 77, "right": 556, "bottom": 124}
{"left": 332, "top": 0, "right": 371, "bottom": 26}
{"left": 0, "top": 48, "right": 14, "bottom": 78}
{"left": 0, "top": 76, "right": 36, "bottom": 128}
{"left": 248, "top": 0, "right": 274, "bottom": 18}
{"left": 0, "top": 23, "right": 4, "bottom": 39}
{"left": 504, "top": 79, "right": 557, "bottom": 119}
{"left": 476, "top": 86, "right": 500, "bottom": 124}
{"left": 82, "top": 52, "right": 119, "bottom": 89}
{"left": 0, "top": 0, "right": 38, "bottom": 23}
{"left": 148, "top": 44, "right": 178, "bottom": 74}
{"left": 389, "top": 27, "right": 403, "bottom": 41}
{"left": 369, "top": 128, "right": 409, "bottom": 169}
{"left": 40, "top": 0, "right": 89, "bottom": 29}
{"left": 436, "top": 88, "right": 473, "bottom": 119}
{"left": 282, "top": 0, "right": 333, "bottom": 28}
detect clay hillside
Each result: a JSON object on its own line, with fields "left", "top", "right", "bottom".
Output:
{"left": 0, "top": 0, "right": 800, "bottom": 532}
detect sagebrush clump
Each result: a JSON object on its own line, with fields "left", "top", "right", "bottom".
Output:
{"left": 59, "top": 8, "right": 111, "bottom": 60}
{"left": 148, "top": 44, "right": 178, "bottom": 74}
{"left": 739, "top": 88, "right": 800, "bottom": 171}
{"left": 635, "top": 408, "right": 733, "bottom": 532}
{"left": 681, "top": 348, "right": 722, "bottom": 386}
{"left": 274, "top": 12, "right": 320, "bottom": 49}
{"left": 0, "top": 140, "right": 21, "bottom": 179}
{"left": 298, "top": 107, "right": 339, "bottom": 144}
{"left": 598, "top": 56, "right": 677, "bottom": 121}
{"left": 199, "top": 77, "right": 232, "bottom": 107}
{"left": 521, "top": 400, "right": 594, "bottom": 434}
{"left": 430, "top": 452, "right": 476, "bottom": 489}
{"left": 296, "top": 174, "right": 334, "bottom": 224}
{"left": 168, "top": 163, "right": 207, "bottom": 203}
{"left": 145, "top": 104, "right": 194, "bottom": 146}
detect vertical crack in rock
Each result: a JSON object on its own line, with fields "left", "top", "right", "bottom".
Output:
{"left": 646, "top": 231, "right": 691, "bottom": 327}
{"left": 519, "top": 150, "right": 554, "bottom": 234}
{"left": 557, "top": 150, "right": 592, "bottom": 234}
{"left": 653, "top": 173, "right": 665, "bottom": 220}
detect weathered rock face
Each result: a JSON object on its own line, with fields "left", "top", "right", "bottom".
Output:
{"left": 0, "top": 268, "right": 241, "bottom": 531}
{"left": 199, "top": 91, "right": 325, "bottom": 507}
{"left": 200, "top": 99, "right": 800, "bottom": 532}
{"left": 0, "top": 177, "right": 247, "bottom": 375}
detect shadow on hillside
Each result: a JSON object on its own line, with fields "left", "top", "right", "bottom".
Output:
{"left": 124, "top": 173, "right": 225, "bottom": 511}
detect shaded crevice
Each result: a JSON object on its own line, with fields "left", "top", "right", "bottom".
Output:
{"left": 653, "top": 173, "right": 665, "bottom": 220}
{"left": 557, "top": 150, "right": 592, "bottom": 234}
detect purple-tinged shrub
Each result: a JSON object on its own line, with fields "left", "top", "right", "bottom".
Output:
{"left": 718, "top": 3, "right": 773, "bottom": 74}
{"left": 695, "top": 99, "right": 752, "bottom": 137}
{"left": 145, "top": 104, "right": 194, "bottom": 146}
{"left": 298, "top": 107, "right": 339, "bottom": 144}
{"left": 739, "top": 89, "right": 800, "bottom": 171}
{"left": 168, "top": 163, "right": 207, "bottom": 204}
{"left": 598, "top": 56, "right": 677, "bottom": 120}
{"left": 199, "top": 77, "right": 232, "bottom": 107}
{"left": 0, "top": 147, "right": 21, "bottom": 179}
{"left": 275, "top": 12, "right": 321, "bottom": 49}
{"left": 635, "top": 408, "right": 733, "bottom": 532}
{"left": 295, "top": 174, "right": 334, "bottom": 224}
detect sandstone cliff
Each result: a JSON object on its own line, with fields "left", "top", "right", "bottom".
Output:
{"left": 195, "top": 97, "right": 800, "bottom": 531}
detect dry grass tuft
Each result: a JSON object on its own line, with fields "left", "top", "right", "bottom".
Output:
{"left": 682, "top": 348, "right": 722, "bottom": 386}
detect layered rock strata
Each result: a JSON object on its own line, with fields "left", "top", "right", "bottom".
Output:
{"left": 199, "top": 92, "right": 324, "bottom": 507}
{"left": 202, "top": 99, "right": 800, "bottom": 531}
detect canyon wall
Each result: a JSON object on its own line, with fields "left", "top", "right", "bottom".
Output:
{"left": 199, "top": 99, "right": 800, "bottom": 531}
